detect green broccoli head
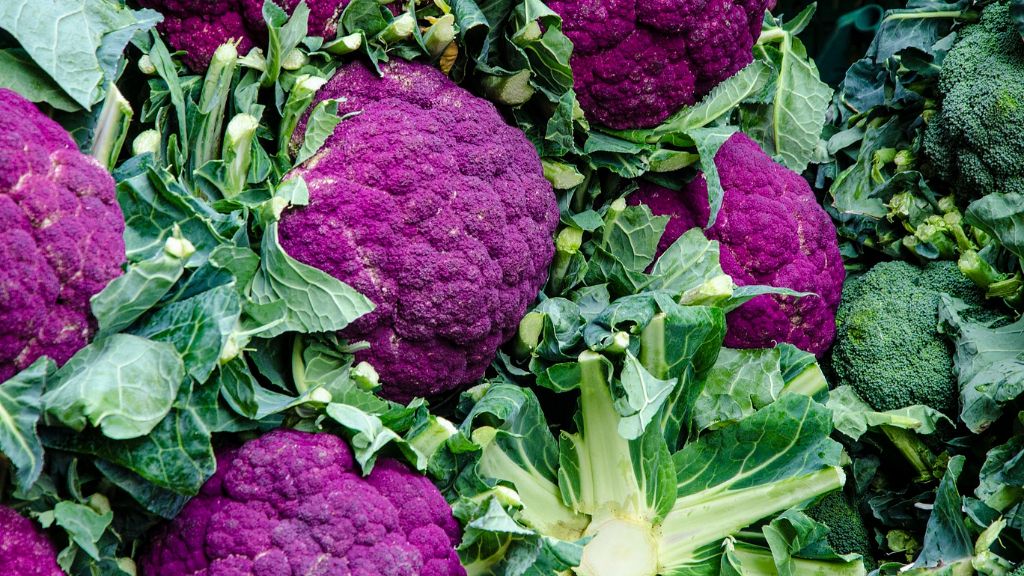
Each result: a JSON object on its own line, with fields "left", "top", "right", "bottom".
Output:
{"left": 1011, "top": 564, "right": 1024, "bottom": 576}
{"left": 806, "top": 492, "right": 875, "bottom": 569}
{"left": 925, "top": 1, "right": 1024, "bottom": 198}
{"left": 830, "top": 260, "right": 980, "bottom": 415}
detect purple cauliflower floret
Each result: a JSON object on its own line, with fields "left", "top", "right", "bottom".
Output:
{"left": 279, "top": 60, "right": 559, "bottom": 402}
{"left": 546, "top": 0, "right": 775, "bottom": 129}
{"left": 142, "top": 429, "right": 466, "bottom": 576}
{"left": 137, "top": 0, "right": 350, "bottom": 70}
{"left": 630, "top": 132, "right": 844, "bottom": 355}
{"left": 0, "top": 505, "right": 62, "bottom": 576}
{"left": 0, "top": 89, "right": 126, "bottom": 383}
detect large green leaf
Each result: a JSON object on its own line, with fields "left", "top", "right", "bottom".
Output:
{"left": 743, "top": 30, "right": 832, "bottom": 173}
{"left": 939, "top": 295, "right": 1024, "bottom": 433}
{"left": 42, "top": 334, "right": 184, "bottom": 439}
{"left": 0, "top": 0, "right": 160, "bottom": 109}
{"left": 43, "top": 382, "right": 218, "bottom": 495}
{"left": 0, "top": 49, "right": 80, "bottom": 111}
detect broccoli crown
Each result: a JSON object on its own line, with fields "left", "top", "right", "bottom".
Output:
{"left": 630, "top": 132, "right": 846, "bottom": 356}
{"left": 137, "top": 0, "right": 349, "bottom": 70}
{"left": 924, "top": 1, "right": 1024, "bottom": 198}
{"left": 142, "top": 429, "right": 466, "bottom": 576}
{"left": 1012, "top": 564, "right": 1024, "bottom": 576}
{"left": 279, "top": 60, "right": 559, "bottom": 402}
{"left": 806, "top": 492, "right": 875, "bottom": 569}
{"left": 0, "top": 505, "right": 62, "bottom": 576}
{"left": 830, "top": 260, "right": 981, "bottom": 415}
{"left": 546, "top": 0, "right": 775, "bottom": 129}
{"left": 0, "top": 89, "right": 125, "bottom": 382}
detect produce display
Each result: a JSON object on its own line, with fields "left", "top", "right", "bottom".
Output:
{"left": 5, "top": 1, "right": 1024, "bottom": 575}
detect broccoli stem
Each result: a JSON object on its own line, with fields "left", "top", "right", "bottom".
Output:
{"left": 91, "top": 85, "right": 133, "bottom": 170}
{"left": 278, "top": 75, "right": 327, "bottom": 159}
{"left": 880, "top": 425, "right": 938, "bottom": 483}
{"left": 546, "top": 226, "right": 583, "bottom": 294}
{"left": 223, "top": 114, "right": 259, "bottom": 198}
{"left": 639, "top": 313, "right": 669, "bottom": 379}
{"left": 659, "top": 466, "right": 846, "bottom": 572}
{"left": 192, "top": 43, "right": 238, "bottom": 175}
{"left": 730, "top": 543, "right": 867, "bottom": 576}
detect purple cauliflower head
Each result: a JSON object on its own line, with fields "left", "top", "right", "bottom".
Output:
{"left": 142, "top": 429, "right": 466, "bottom": 576}
{"left": 279, "top": 60, "right": 559, "bottom": 402}
{"left": 630, "top": 132, "right": 844, "bottom": 355}
{"left": 546, "top": 0, "right": 775, "bottom": 129}
{"left": 137, "top": 0, "right": 350, "bottom": 70}
{"left": 0, "top": 89, "right": 126, "bottom": 382}
{"left": 0, "top": 505, "right": 62, "bottom": 576}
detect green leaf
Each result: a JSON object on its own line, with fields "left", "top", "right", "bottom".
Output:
{"left": 965, "top": 192, "right": 1024, "bottom": 261}
{"left": 693, "top": 348, "right": 786, "bottom": 432}
{"left": 43, "top": 334, "right": 184, "bottom": 439}
{"left": 294, "top": 99, "right": 346, "bottom": 166}
{"left": 686, "top": 126, "right": 738, "bottom": 228}
{"left": 0, "top": 0, "right": 160, "bottom": 109}
{"left": 615, "top": 352, "right": 676, "bottom": 440}
{"left": 611, "top": 61, "right": 772, "bottom": 144}
{"left": 827, "top": 385, "right": 951, "bottom": 441}
{"left": 649, "top": 228, "right": 728, "bottom": 300}
{"left": 251, "top": 223, "right": 375, "bottom": 337}
{"left": 0, "top": 49, "right": 81, "bottom": 111}
{"left": 742, "top": 32, "right": 832, "bottom": 172}
{"left": 53, "top": 501, "right": 112, "bottom": 560}
{"left": 90, "top": 247, "right": 189, "bottom": 335}
{"left": 939, "top": 295, "right": 1024, "bottom": 433}
{"left": 133, "top": 284, "right": 242, "bottom": 382}
{"left": 0, "top": 358, "right": 52, "bottom": 492}
{"left": 42, "top": 382, "right": 218, "bottom": 495}
{"left": 324, "top": 403, "right": 405, "bottom": 472}
{"left": 912, "top": 456, "right": 973, "bottom": 571}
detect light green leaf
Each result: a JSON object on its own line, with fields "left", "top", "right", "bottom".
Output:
{"left": 0, "top": 0, "right": 161, "bottom": 109}
{"left": 43, "top": 334, "right": 184, "bottom": 439}
{"left": 0, "top": 358, "right": 52, "bottom": 492}
{"left": 133, "top": 284, "right": 242, "bottom": 382}
{"left": 743, "top": 33, "right": 832, "bottom": 172}
{"left": 0, "top": 49, "right": 80, "bottom": 111}
{"left": 53, "top": 501, "right": 112, "bottom": 560}
{"left": 251, "top": 223, "right": 375, "bottom": 337}
{"left": 325, "top": 403, "right": 404, "bottom": 472}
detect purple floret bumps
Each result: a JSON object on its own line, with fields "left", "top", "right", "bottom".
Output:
{"left": 279, "top": 60, "right": 559, "bottom": 401}
{"left": 631, "top": 133, "right": 844, "bottom": 355}
{"left": 547, "top": 0, "right": 775, "bottom": 129}
{"left": 142, "top": 429, "right": 466, "bottom": 576}
{"left": 0, "top": 505, "right": 63, "bottom": 576}
{"left": 138, "top": 0, "right": 350, "bottom": 70}
{"left": 0, "top": 89, "right": 126, "bottom": 382}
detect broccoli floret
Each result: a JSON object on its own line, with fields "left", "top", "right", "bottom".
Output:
{"left": 830, "top": 260, "right": 981, "bottom": 415}
{"left": 806, "top": 492, "right": 876, "bottom": 569}
{"left": 1011, "top": 564, "right": 1024, "bottom": 576}
{"left": 924, "top": 1, "right": 1024, "bottom": 198}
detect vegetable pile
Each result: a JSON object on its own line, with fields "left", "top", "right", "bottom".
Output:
{"left": 4, "top": 1, "right": 1024, "bottom": 575}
